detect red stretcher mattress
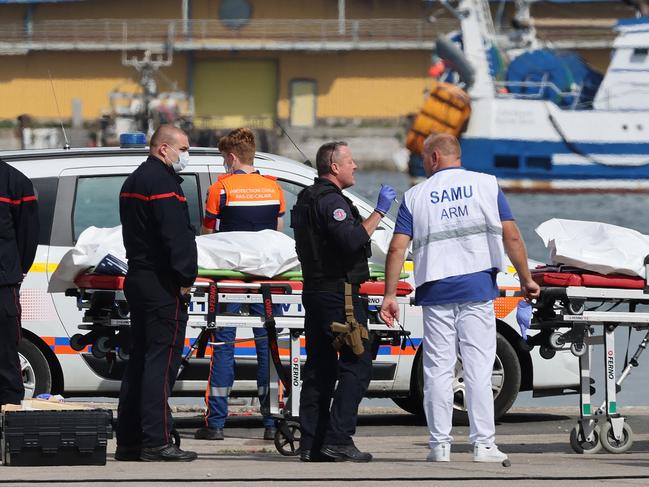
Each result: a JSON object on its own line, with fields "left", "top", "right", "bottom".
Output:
{"left": 74, "top": 274, "right": 414, "bottom": 296}
{"left": 531, "top": 268, "right": 645, "bottom": 289}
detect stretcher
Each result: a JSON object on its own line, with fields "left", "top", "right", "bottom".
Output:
{"left": 528, "top": 261, "right": 649, "bottom": 454}
{"left": 65, "top": 269, "right": 414, "bottom": 456}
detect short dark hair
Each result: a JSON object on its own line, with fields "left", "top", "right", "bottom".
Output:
{"left": 315, "top": 141, "right": 348, "bottom": 176}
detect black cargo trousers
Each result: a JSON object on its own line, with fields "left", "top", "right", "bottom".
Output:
{"left": 0, "top": 285, "right": 24, "bottom": 405}
{"left": 298, "top": 290, "right": 371, "bottom": 454}
{"left": 116, "top": 272, "right": 188, "bottom": 449}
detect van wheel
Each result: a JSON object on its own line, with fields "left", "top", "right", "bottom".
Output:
{"left": 453, "top": 333, "right": 521, "bottom": 423}
{"left": 392, "top": 349, "right": 424, "bottom": 416}
{"left": 18, "top": 339, "right": 52, "bottom": 399}
{"left": 393, "top": 332, "right": 521, "bottom": 421}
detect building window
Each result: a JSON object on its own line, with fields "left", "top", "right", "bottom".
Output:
{"left": 289, "top": 79, "right": 317, "bottom": 128}
{"left": 219, "top": 0, "right": 252, "bottom": 29}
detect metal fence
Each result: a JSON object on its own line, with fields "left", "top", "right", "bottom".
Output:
{"left": 0, "top": 17, "right": 614, "bottom": 51}
{"left": 0, "top": 18, "right": 458, "bottom": 49}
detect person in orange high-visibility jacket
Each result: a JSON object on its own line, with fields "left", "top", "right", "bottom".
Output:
{"left": 195, "top": 128, "right": 285, "bottom": 442}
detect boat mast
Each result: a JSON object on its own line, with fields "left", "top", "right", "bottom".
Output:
{"left": 451, "top": 0, "right": 496, "bottom": 98}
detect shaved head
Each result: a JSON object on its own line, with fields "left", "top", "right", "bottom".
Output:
{"left": 150, "top": 125, "right": 186, "bottom": 152}
{"left": 424, "top": 133, "right": 461, "bottom": 160}
{"left": 422, "top": 133, "right": 462, "bottom": 176}
{"left": 149, "top": 124, "right": 189, "bottom": 167}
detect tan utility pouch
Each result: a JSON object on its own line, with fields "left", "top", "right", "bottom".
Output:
{"left": 330, "top": 283, "right": 368, "bottom": 356}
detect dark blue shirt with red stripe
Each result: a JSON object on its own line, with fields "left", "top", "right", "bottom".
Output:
{"left": 0, "top": 160, "right": 39, "bottom": 286}
{"left": 119, "top": 156, "right": 198, "bottom": 294}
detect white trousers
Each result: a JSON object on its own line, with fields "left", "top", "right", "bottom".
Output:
{"left": 422, "top": 300, "right": 496, "bottom": 448}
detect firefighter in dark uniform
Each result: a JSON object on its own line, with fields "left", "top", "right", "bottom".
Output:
{"left": 291, "top": 141, "right": 397, "bottom": 462}
{"left": 0, "top": 160, "right": 38, "bottom": 406}
{"left": 115, "top": 125, "right": 198, "bottom": 462}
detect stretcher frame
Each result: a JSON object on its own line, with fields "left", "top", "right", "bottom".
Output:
{"left": 531, "top": 262, "right": 649, "bottom": 455}
{"left": 68, "top": 275, "right": 413, "bottom": 456}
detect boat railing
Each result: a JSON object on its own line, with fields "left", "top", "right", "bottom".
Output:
{"left": 493, "top": 79, "right": 582, "bottom": 108}
{"left": 0, "top": 18, "right": 457, "bottom": 51}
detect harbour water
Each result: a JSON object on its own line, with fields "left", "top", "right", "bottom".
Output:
{"left": 355, "top": 169, "right": 649, "bottom": 408}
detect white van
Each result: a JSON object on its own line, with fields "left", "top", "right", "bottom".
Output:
{"left": 3, "top": 143, "right": 579, "bottom": 418}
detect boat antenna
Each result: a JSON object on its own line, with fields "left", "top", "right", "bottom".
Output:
{"left": 275, "top": 119, "right": 312, "bottom": 167}
{"left": 48, "top": 70, "right": 70, "bottom": 150}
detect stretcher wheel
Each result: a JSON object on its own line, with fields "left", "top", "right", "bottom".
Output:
{"left": 274, "top": 420, "right": 301, "bottom": 456}
{"left": 95, "top": 336, "right": 112, "bottom": 353}
{"left": 90, "top": 345, "right": 106, "bottom": 359}
{"left": 549, "top": 332, "right": 565, "bottom": 349}
{"left": 569, "top": 424, "right": 602, "bottom": 454}
{"left": 600, "top": 421, "right": 633, "bottom": 454}
{"left": 69, "top": 334, "right": 86, "bottom": 352}
{"left": 117, "top": 347, "right": 130, "bottom": 361}
{"left": 571, "top": 342, "right": 587, "bottom": 357}
{"left": 568, "top": 301, "right": 585, "bottom": 315}
{"left": 116, "top": 302, "right": 130, "bottom": 319}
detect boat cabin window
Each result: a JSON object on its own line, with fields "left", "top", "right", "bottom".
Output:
{"left": 494, "top": 155, "right": 520, "bottom": 169}
{"left": 631, "top": 48, "right": 648, "bottom": 63}
{"left": 526, "top": 156, "right": 552, "bottom": 171}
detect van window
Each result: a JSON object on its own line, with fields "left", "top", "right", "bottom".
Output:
{"left": 32, "top": 177, "right": 58, "bottom": 245}
{"left": 276, "top": 179, "right": 305, "bottom": 239}
{"left": 72, "top": 175, "right": 203, "bottom": 241}
{"left": 73, "top": 176, "right": 125, "bottom": 240}
{"left": 180, "top": 175, "right": 202, "bottom": 233}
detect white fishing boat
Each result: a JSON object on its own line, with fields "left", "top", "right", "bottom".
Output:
{"left": 418, "top": 0, "right": 649, "bottom": 191}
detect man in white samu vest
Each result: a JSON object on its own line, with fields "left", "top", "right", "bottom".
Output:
{"left": 380, "top": 134, "right": 540, "bottom": 464}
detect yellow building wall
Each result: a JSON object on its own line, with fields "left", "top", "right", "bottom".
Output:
{"left": 29, "top": 0, "right": 182, "bottom": 21}
{"left": 0, "top": 0, "right": 428, "bottom": 22}
{"left": 190, "top": 0, "right": 425, "bottom": 20}
{"left": 0, "top": 52, "right": 187, "bottom": 121}
{"left": 277, "top": 51, "right": 431, "bottom": 119}
{"left": 0, "top": 5, "right": 25, "bottom": 23}
{"left": 192, "top": 49, "right": 430, "bottom": 120}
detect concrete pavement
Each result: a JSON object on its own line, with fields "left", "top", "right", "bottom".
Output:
{"left": 1, "top": 407, "right": 649, "bottom": 486}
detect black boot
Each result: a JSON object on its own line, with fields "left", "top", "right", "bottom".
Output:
{"left": 320, "top": 444, "right": 372, "bottom": 462}
{"left": 300, "top": 449, "right": 336, "bottom": 462}
{"left": 263, "top": 426, "right": 277, "bottom": 441}
{"left": 194, "top": 427, "right": 224, "bottom": 440}
{"left": 114, "top": 445, "right": 141, "bottom": 461}
{"left": 140, "top": 443, "right": 198, "bottom": 462}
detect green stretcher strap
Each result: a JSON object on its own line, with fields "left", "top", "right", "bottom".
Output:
{"left": 197, "top": 268, "right": 408, "bottom": 280}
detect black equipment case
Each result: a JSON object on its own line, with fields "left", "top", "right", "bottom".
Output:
{"left": 1, "top": 408, "right": 113, "bottom": 466}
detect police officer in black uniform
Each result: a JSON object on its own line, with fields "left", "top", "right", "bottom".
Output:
{"left": 291, "top": 141, "right": 397, "bottom": 462}
{"left": 115, "top": 125, "right": 198, "bottom": 462}
{"left": 0, "top": 159, "right": 38, "bottom": 406}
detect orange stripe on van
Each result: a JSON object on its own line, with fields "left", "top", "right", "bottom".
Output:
{"left": 391, "top": 345, "right": 417, "bottom": 356}
{"left": 495, "top": 296, "right": 522, "bottom": 319}
{"left": 54, "top": 345, "right": 86, "bottom": 354}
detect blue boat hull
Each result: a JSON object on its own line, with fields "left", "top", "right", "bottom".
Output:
{"left": 461, "top": 137, "right": 649, "bottom": 180}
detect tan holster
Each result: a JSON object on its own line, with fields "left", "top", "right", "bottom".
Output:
{"left": 330, "top": 282, "right": 368, "bottom": 356}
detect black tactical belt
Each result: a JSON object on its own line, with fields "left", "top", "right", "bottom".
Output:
{"left": 303, "top": 279, "right": 360, "bottom": 294}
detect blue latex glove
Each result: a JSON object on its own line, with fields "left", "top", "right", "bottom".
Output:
{"left": 516, "top": 300, "right": 533, "bottom": 341}
{"left": 375, "top": 184, "right": 397, "bottom": 215}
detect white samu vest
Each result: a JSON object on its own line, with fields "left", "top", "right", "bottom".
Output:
{"left": 404, "top": 168, "right": 506, "bottom": 287}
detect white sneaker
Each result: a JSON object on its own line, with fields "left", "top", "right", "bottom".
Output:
{"left": 427, "top": 443, "right": 450, "bottom": 462}
{"left": 473, "top": 444, "right": 508, "bottom": 463}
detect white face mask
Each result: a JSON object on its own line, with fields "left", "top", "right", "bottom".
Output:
{"left": 169, "top": 146, "right": 190, "bottom": 173}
